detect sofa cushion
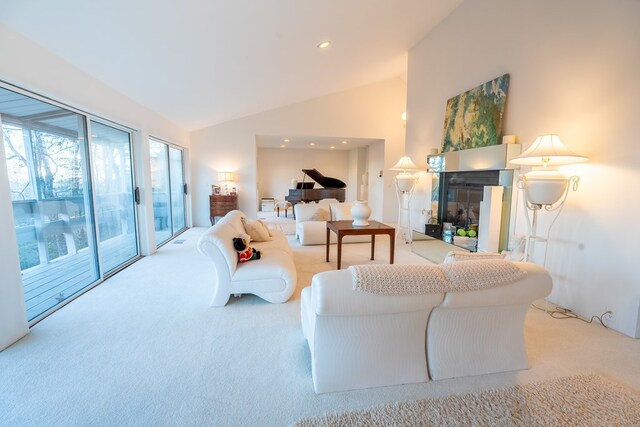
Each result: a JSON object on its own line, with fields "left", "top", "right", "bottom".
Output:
{"left": 330, "top": 203, "right": 353, "bottom": 220}
{"left": 231, "top": 249, "right": 295, "bottom": 293}
{"left": 251, "top": 229, "right": 292, "bottom": 255}
{"left": 242, "top": 218, "right": 272, "bottom": 242}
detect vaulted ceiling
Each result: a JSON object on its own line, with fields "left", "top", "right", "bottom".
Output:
{"left": 1, "top": 0, "right": 462, "bottom": 130}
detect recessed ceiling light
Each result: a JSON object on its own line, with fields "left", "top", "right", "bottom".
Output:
{"left": 341, "top": 140, "right": 347, "bottom": 144}
{"left": 317, "top": 41, "right": 331, "bottom": 49}
{"left": 283, "top": 139, "right": 289, "bottom": 142}
{"left": 310, "top": 142, "right": 316, "bottom": 146}
{"left": 330, "top": 146, "right": 335, "bottom": 149}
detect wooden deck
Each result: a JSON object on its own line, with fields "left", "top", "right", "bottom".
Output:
{"left": 22, "top": 233, "right": 138, "bottom": 321}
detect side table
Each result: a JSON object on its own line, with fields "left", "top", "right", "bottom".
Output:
{"left": 210, "top": 194, "right": 238, "bottom": 225}
{"left": 326, "top": 220, "right": 395, "bottom": 269}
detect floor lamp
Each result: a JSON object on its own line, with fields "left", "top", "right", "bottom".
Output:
{"left": 391, "top": 156, "right": 420, "bottom": 243}
{"left": 509, "top": 135, "right": 588, "bottom": 263}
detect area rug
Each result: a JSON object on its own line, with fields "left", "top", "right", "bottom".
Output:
{"left": 293, "top": 374, "right": 640, "bottom": 427}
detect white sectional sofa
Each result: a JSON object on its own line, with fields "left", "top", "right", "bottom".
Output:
{"left": 301, "top": 260, "right": 552, "bottom": 393}
{"left": 295, "top": 200, "right": 371, "bottom": 245}
{"left": 197, "top": 210, "right": 296, "bottom": 306}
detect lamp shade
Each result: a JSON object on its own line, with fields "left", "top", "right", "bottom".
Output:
{"left": 510, "top": 135, "right": 588, "bottom": 166}
{"left": 390, "top": 156, "right": 419, "bottom": 172}
{"left": 217, "top": 171, "right": 233, "bottom": 182}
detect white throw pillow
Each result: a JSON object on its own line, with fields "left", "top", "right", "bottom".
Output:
{"left": 309, "top": 208, "right": 330, "bottom": 221}
{"left": 242, "top": 218, "right": 272, "bottom": 242}
{"left": 330, "top": 203, "right": 353, "bottom": 220}
{"left": 443, "top": 251, "right": 506, "bottom": 264}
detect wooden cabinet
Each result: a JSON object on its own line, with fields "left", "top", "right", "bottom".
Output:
{"left": 210, "top": 194, "right": 238, "bottom": 224}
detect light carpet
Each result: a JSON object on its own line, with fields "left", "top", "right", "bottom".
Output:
{"left": 294, "top": 374, "right": 640, "bottom": 426}
{"left": 1, "top": 227, "right": 639, "bottom": 426}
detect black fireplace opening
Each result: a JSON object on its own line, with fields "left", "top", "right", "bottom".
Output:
{"left": 437, "top": 170, "right": 500, "bottom": 230}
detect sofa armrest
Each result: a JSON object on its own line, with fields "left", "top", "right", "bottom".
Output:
{"left": 311, "top": 270, "right": 443, "bottom": 317}
{"left": 439, "top": 262, "right": 552, "bottom": 308}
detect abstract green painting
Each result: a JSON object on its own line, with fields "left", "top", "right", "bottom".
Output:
{"left": 441, "top": 74, "right": 510, "bottom": 153}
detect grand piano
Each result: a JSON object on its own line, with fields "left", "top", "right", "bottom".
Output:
{"left": 285, "top": 169, "right": 346, "bottom": 216}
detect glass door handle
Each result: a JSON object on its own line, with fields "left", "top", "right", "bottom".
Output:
{"left": 134, "top": 187, "right": 140, "bottom": 205}
{"left": 183, "top": 183, "right": 188, "bottom": 195}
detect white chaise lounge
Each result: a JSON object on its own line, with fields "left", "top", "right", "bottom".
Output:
{"left": 197, "top": 210, "right": 297, "bottom": 306}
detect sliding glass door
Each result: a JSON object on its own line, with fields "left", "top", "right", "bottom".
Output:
{"left": 0, "top": 86, "right": 142, "bottom": 322}
{"left": 150, "top": 138, "right": 186, "bottom": 245}
{"left": 90, "top": 121, "right": 138, "bottom": 274}
{"left": 169, "top": 147, "right": 185, "bottom": 234}
{"left": 1, "top": 87, "right": 99, "bottom": 321}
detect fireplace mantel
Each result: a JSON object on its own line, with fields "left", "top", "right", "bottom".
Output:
{"left": 428, "top": 143, "right": 521, "bottom": 173}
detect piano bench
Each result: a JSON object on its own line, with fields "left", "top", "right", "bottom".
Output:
{"left": 276, "top": 201, "right": 292, "bottom": 217}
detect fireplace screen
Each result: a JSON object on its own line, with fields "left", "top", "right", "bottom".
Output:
{"left": 437, "top": 170, "right": 500, "bottom": 230}
{"left": 444, "top": 188, "right": 482, "bottom": 228}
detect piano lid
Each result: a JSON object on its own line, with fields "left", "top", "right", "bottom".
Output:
{"left": 301, "top": 168, "right": 346, "bottom": 189}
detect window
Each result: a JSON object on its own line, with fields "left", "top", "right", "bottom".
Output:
{"left": 149, "top": 138, "right": 186, "bottom": 245}
{"left": 1, "top": 87, "right": 99, "bottom": 321}
{"left": 90, "top": 121, "right": 139, "bottom": 274}
{"left": 0, "top": 86, "right": 142, "bottom": 322}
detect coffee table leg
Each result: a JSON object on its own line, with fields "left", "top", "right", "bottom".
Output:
{"left": 337, "top": 234, "right": 343, "bottom": 269}
{"left": 326, "top": 227, "right": 330, "bottom": 262}
{"left": 371, "top": 234, "right": 375, "bottom": 260}
{"left": 389, "top": 230, "right": 395, "bottom": 264}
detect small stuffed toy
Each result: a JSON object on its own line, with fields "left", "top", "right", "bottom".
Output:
{"left": 232, "top": 237, "right": 261, "bottom": 262}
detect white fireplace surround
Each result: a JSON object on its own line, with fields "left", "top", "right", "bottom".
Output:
{"left": 427, "top": 143, "right": 522, "bottom": 252}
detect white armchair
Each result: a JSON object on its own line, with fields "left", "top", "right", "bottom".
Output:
{"left": 295, "top": 201, "right": 371, "bottom": 245}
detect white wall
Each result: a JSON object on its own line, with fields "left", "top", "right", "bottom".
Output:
{"left": 191, "top": 77, "right": 407, "bottom": 227}
{"left": 368, "top": 141, "right": 386, "bottom": 222}
{"left": 0, "top": 24, "right": 191, "bottom": 349}
{"left": 257, "top": 148, "right": 349, "bottom": 205}
{"left": 0, "top": 139, "right": 29, "bottom": 350}
{"left": 405, "top": 0, "right": 640, "bottom": 337}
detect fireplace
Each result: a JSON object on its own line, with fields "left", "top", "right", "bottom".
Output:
{"left": 438, "top": 170, "right": 500, "bottom": 229}
{"left": 425, "top": 143, "right": 521, "bottom": 252}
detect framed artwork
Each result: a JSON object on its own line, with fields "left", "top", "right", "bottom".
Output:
{"left": 213, "top": 186, "right": 221, "bottom": 195}
{"left": 441, "top": 74, "right": 510, "bottom": 153}
{"left": 230, "top": 187, "right": 237, "bottom": 196}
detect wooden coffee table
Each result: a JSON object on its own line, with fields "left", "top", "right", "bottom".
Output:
{"left": 326, "top": 220, "right": 395, "bottom": 269}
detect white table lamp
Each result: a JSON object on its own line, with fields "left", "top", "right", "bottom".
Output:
{"left": 217, "top": 171, "right": 234, "bottom": 195}
{"left": 510, "top": 135, "right": 588, "bottom": 262}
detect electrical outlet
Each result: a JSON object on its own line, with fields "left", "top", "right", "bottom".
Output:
{"left": 603, "top": 308, "right": 615, "bottom": 323}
